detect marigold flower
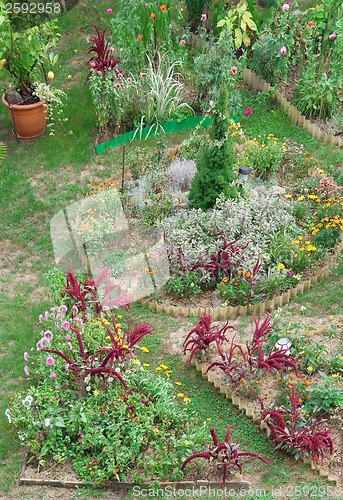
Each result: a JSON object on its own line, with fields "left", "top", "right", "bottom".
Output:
{"left": 307, "top": 366, "right": 313, "bottom": 372}
{"left": 150, "top": 13, "right": 155, "bottom": 18}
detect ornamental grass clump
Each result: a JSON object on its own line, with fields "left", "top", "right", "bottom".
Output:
{"left": 181, "top": 425, "right": 274, "bottom": 484}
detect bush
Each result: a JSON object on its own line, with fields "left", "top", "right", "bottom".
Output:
{"left": 164, "top": 271, "right": 201, "bottom": 298}
{"left": 188, "top": 83, "right": 238, "bottom": 210}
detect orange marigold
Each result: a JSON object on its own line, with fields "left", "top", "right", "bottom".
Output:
{"left": 150, "top": 13, "right": 155, "bottom": 18}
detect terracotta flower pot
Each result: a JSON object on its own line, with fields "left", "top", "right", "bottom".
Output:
{"left": 1, "top": 93, "right": 47, "bottom": 140}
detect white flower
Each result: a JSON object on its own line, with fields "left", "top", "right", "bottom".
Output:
{"left": 5, "top": 409, "right": 11, "bottom": 423}
{"left": 18, "top": 435, "right": 24, "bottom": 441}
{"left": 44, "top": 418, "right": 50, "bottom": 427}
{"left": 126, "top": 370, "right": 131, "bottom": 374}
{"left": 22, "top": 395, "right": 33, "bottom": 407}
{"left": 300, "top": 305, "right": 307, "bottom": 311}
{"left": 86, "top": 386, "right": 91, "bottom": 392}
{"left": 84, "top": 374, "right": 91, "bottom": 384}
{"left": 108, "top": 377, "right": 114, "bottom": 382}
{"left": 114, "top": 367, "right": 121, "bottom": 373}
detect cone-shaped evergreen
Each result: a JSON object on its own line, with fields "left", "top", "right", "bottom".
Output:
{"left": 188, "top": 83, "right": 237, "bottom": 210}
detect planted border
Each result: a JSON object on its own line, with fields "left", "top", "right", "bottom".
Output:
{"left": 241, "top": 68, "right": 343, "bottom": 149}
{"left": 19, "top": 452, "right": 249, "bottom": 491}
{"left": 185, "top": 352, "right": 340, "bottom": 486}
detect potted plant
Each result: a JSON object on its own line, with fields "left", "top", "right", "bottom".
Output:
{"left": 0, "top": 0, "right": 60, "bottom": 139}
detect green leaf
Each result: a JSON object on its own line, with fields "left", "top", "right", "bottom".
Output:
{"left": 327, "top": 91, "right": 332, "bottom": 102}
{"left": 80, "top": 412, "right": 87, "bottom": 423}
{"left": 243, "top": 13, "right": 257, "bottom": 31}
{"left": 217, "top": 19, "right": 226, "bottom": 27}
{"left": 54, "top": 416, "right": 66, "bottom": 428}
{"left": 241, "top": 19, "right": 247, "bottom": 31}
{"left": 0, "top": 15, "right": 5, "bottom": 25}
{"left": 40, "top": 442, "right": 50, "bottom": 457}
{"left": 234, "top": 28, "right": 242, "bottom": 48}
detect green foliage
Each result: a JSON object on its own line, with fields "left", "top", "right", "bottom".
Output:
{"left": 178, "top": 129, "right": 205, "bottom": 161}
{"left": 217, "top": 0, "right": 257, "bottom": 49}
{"left": 293, "top": 70, "right": 339, "bottom": 119}
{"left": 245, "top": 135, "right": 283, "bottom": 180}
{"left": 164, "top": 271, "right": 201, "bottom": 298}
{"left": 102, "top": 249, "right": 128, "bottom": 277}
{"left": 188, "top": 84, "right": 237, "bottom": 210}
{"left": 185, "top": 0, "right": 208, "bottom": 28}
{"left": 142, "top": 193, "right": 175, "bottom": 226}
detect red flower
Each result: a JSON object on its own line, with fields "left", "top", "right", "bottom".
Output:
{"left": 150, "top": 13, "right": 155, "bottom": 18}
{"left": 130, "top": 413, "right": 135, "bottom": 418}
{"left": 160, "top": 4, "right": 167, "bottom": 11}
{"left": 308, "top": 21, "right": 314, "bottom": 27}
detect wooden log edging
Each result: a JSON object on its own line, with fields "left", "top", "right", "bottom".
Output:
{"left": 185, "top": 353, "right": 340, "bottom": 486}
{"left": 241, "top": 67, "right": 343, "bottom": 149}
{"left": 140, "top": 236, "right": 343, "bottom": 320}
{"left": 19, "top": 452, "right": 249, "bottom": 490}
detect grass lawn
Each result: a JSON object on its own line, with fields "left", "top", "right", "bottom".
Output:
{"left": 1, "top": 1, "right": 343, "bottom": 498}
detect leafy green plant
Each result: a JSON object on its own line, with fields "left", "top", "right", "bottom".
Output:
{"left": 164, "top": 271, "right": 201, "bottom": 298}
{"left": 217, "top": 0, "right": 257, "bottom": 49}
{"left": 293, "top": 70, "right": 339, "bottom": 120}
{"left": 188, "top": 83, "right": 238, "bottom": 210}
{"left": 246, "top": 136, "right": 283, "bottom": 180}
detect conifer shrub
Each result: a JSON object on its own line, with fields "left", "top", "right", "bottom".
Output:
{"left": 188, "top": 83, "right": 237, "bottom": 210}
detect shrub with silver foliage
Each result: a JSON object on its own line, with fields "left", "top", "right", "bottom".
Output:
{"left": 166, "top": 159, "right": 197, "bottom": 192}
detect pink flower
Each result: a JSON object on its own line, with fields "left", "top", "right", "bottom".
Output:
{"left": 243, "top": 39, "right": 249, "bottom": 46}
{"left": 201, "top": 13, "right": 207, "bottom": 21}
{"left": 90, "top": 62, "right": 96, "bottom": 67}
{"left": 62, "top": 321, "right": 70, "bottom": 330}
{"left": 107, "top": 8, "right": 112, "bottom": 14}
{"left": 115, "top": 82, "right": 121, "bottom": 89}
{"left": 280, "top": 46, "right": 287, "bottom": 56}
{"left": 50, "top": 372, "right": 56, "bottom": 379}
{"left": 97, "top": 70, "right": 102, "bottom": 75}
{"left": 230, "top": 66, "right": 238, "bottom": 76}
{"left": 117, "top": 72, "right": 123, "bottom": 79}
{"left": 127, "top": 77, "right": 132, "bottom": 83}
{"left": 46, "top": 356, "right": 54, "bottom": 366}
{"left": 180, "top": 39, "right": 186, "bottom": 45}
{"left": 245, "top": 107, "right": 252, "bottom": 117}
{"left": 90, "top": 68, "right": 95, "bottom": 72}
{"left": 329, "top": 33, "right": 337, "bottom": 40}
{"left": 55, "top": 386, "right": 60, "bottom": 390}
{"left": 24, "top": 366, "right": 29, "bottom": 377}
{"left": 24, "top": 352, "right": 28, "bottom": 361}
{"left": 282, "top": 3, "right": 289, "bottom": 10}
{"left": 68, "top": 342, "right": 73, "bottom": 350}
{"left": 65, "top": 334, "right": 71, "bottom": 341}
{"left": 109, "top": 47, "right": 115, "bottom": 52}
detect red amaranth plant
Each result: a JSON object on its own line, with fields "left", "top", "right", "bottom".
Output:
{"left": 61, "top": 263, "right": 131, "bottom": 315}
{"left": 204, "top": 313, "right": 303, "bottom": 384}
{"left": 85, "top": 24, "right": 121, "bottom": 84}
{"left": 181, "top": 425, "right": 274, "bottom": 484}
{"left": 250, "top": 385, "right": 334, "bottom": 463}
{"left": 41, "top": 316, "right": 153, "bottom": 390}
{"left": 183, "top": 313, "right": 235, "bottom": 364}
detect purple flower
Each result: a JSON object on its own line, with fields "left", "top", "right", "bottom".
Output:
{"left": 280, "top": 46, "right": 287, "bottom": 56}
{"left": 46, "top": 356, "right": 55, "bottom": 366}
{"left": 50, "top": 372, "right": 56, "bottom": 379}
{"left": 24, "top": 352, "right": 28, "bottom": 361}
{"left": 245, "top": 107, "right": 252, "bottom": 117}
{"left": 62, "top": 321, "right": 70, "bottom": 330}
{"left": 107, "top": 8, "right": 112, "bottom": 14}
{"left": 24, "top": 366, "right": 29, "bottom": 377}
{"left": 282, "top": 3, "right": 289, "bottom": 10}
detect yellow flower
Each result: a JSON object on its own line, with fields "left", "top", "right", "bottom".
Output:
{"left": 298, "top": 197, "right": 304, "bottom": 201}
{"left": 318, "top": 169, "right": 324, "bottom": 174}
{"left": 160, "top": 364, "right": 168, "bottom": 369}
{"left": 156, "top": 367, "right": 162, "bottom": 370}
{"left": 299, "top": 247, "right": 305, "bottom": 252}
{"left": 332, "top": 374, "right": 339, "bottom": 378}
{"left": 305, "top": 241, "right": 310, "bottom": 244}
{"left": 117, "top": 315, "right": 122, "bottom": 318}
{"left": 278, "top": 263, "right": 285, "bottom": 269}
{"left": 298, "top": 236, "right": 303, "bottom": 241}
{"left": 329, "top": 315, "right": 333, "bottom": 320}
{"left": 183, "top": 397, "right": 190, "bottom": 402}
{"left": 307, "top": 366, "right": 313, "bottom": 372}
{"left": 94, "top": 390, "right": 99, "bottom": 396}
{"left": 140, "top": 347, "right": 149, "bottom": 352}
{"left": 340, "top": 356, "right": 343, "bottom": 360}
{"left": 133, "top": 359, "right": 139, "bottom": 364}
{"left": 175, "top": 382, "right": 182, "bottom": 386}
{"left": 143, "top": 363, "right": 150, "bottom": 367}
{"left": 106, "top": 336, "right": 111, "bottom": 340}
{"left": 294, "top": 240, "right": 299, "bottom": 245}
{"left": 207, "top": 418, "right": 211, "bottom": 421}
{"left": 177, "top": 393, "right": 184, "bottom": 397}
{"left": 153, "top": 428, "right": 160, "bottom": 433}
{"left": 294, "top": 253, "right": 298, "bottom": 258}
{"left": 184, "top": 440, "right": 189, "bottom": 445}
{"left": 286, "top": 194, "right": 292, "bottom": 198}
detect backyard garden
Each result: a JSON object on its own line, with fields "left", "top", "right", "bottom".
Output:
{"left": 1, "top": 0, "right": 343, "bottom": 498}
